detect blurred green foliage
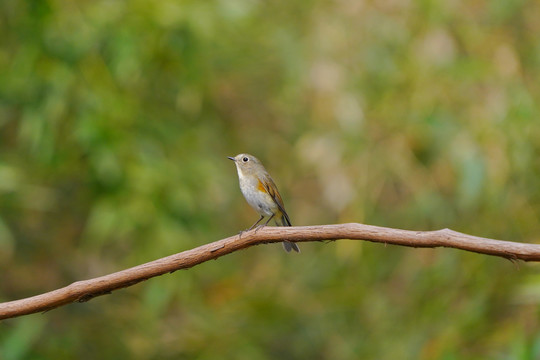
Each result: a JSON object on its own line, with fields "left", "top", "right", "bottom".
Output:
{"left": 1, "top": 0, "right": 540, "bottom": 358}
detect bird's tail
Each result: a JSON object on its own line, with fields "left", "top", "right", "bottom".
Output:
{"left": 277, "top": 213, "right": 300, "bottom": 253}
{"left": 282, "top": 240, "right": 300, "bottom": 253}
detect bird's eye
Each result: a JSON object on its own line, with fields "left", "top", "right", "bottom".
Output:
{"left": 242, "top": 157, "right": 249, "bottom": 162}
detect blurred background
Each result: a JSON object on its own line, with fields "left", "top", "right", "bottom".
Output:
{"left": 1, "top": 0, "right": 540, "bottom": 358}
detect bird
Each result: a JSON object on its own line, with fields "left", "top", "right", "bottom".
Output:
{"left": 228, "top": 153, "right": 300, "bottom": 253}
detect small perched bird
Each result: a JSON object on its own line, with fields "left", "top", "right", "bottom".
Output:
{"left": 228, "top": 153, "right": 300, "bottom": 253}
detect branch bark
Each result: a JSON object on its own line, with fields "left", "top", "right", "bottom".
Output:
{"left": 1, "top": 223, "right": 539, "bottom": 320}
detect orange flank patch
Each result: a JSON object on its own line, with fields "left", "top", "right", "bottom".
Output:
{"left": 257, "top": 180, "right": 266, "bottom": 193}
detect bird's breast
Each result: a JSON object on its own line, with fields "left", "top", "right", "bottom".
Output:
{"left": 238, "top": 175, "right": 276, "bottom": 216}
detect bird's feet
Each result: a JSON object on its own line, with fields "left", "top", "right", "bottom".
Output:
{"left": 253, "top": 224, "right": 266, "bottom": 233}
{"left": 239, "top": 224, "right": 266, "bottom": 238}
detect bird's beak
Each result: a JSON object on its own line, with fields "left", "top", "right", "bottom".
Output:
{"left": 227, "top": 156, "right": 235, "bottom": 161}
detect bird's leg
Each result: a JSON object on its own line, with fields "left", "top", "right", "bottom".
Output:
{"left": 263, "top": 214, "right": 274, "bottom": 226}
{"left": 254, "top": 213, "right": 274, "bottom": 233}
{"left": 247, "top": 215, "right": 265, "bottom": 232}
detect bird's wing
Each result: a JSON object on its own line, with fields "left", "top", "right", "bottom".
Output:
{"left": 259, "top": 174, "right": 292, "bottom": 226}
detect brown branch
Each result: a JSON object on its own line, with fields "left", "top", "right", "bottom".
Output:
{"left": 1, "top": 223, "right": 539, "bottom": 320}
